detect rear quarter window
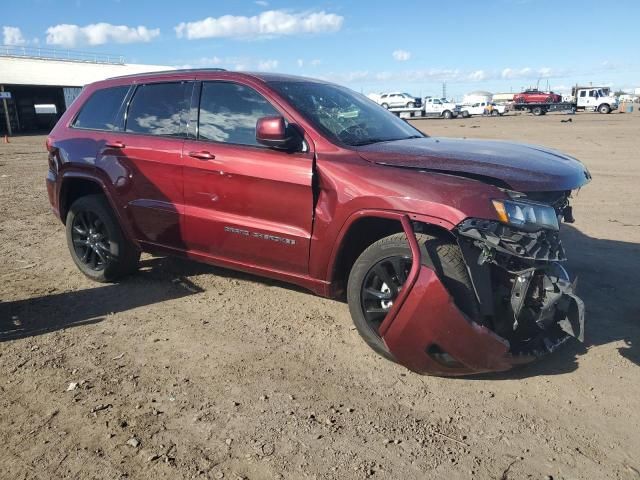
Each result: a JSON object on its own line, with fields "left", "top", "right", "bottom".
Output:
{"left": 72, "top": 85, "right": 130, "bottom": 131}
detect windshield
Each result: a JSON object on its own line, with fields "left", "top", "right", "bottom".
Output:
{"left": 268, "top": 81, "right": 424, "bottom": 147}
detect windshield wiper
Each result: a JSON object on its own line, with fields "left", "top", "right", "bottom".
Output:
{"left": 351, "top": 135, "right": 423, "bottom": 146}
{"left": 350, "top": 138, "right": 392, "bottom": 146}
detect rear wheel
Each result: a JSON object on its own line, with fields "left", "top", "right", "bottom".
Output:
{"left": 381, "top": 103, "right": 389, "bottom": 109}
{"left": 66, "top": 195, "right": 140, "bottom": 282}
{"left": 461, "top": 111, "right": 470, "bottom": 118}
{"left": 347, "top": 233, "right": 479, "bottom": 361}
{"left": 491, "top": 109, "right": 500, "bottom": 116}
{"left": 532, "top": 106, "right": 544, "bottom": 116}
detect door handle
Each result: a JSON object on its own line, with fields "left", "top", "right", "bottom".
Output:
{"left": 188, "top": 150, "right": 215, "bottom": 160}
{"left": 105, "top": 141, "right": 125, "bottom": 149}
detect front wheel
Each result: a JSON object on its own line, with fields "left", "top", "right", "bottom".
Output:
{"left": 346, "top": 233, "right": 480, "bottom": 361}
{"left": 598, "top": 103, "right": 611, "bottom": 114}
{"left": 443, "top": 110, "right": 453, "bottom": 119}
{"left": 66, "top": 195, "right": 140, "bottom": 282}
{"left": 381, "top": 103, "right": 389, "bottom": 109}
{"left": 491, "top": 109, "right": 500, "bottom": 116}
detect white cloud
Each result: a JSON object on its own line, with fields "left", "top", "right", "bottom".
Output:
{"left": 257, "top": 59, "right": 278, "bottom": 71}
{"left": 255, "top": 0, "right": 269, "bottom": 5}
{"left": 45, "top": 23, "right": 160, "bottom": 47}
{"left": 392, "top": 49, "right": 411, "bottom": 62}
{"left": 176, "top": 56, "right": 278, "bottom": 72}
{"left": 501, "top": 66, "right": 558, "bottom": 80}
{"left": 3, "top": 26, "right": 27, "bottom": 46}
{"left": 325, "top": 68, "right": 486, "bottom": 84}
{"left": 297, "top": 58, "right": 321, "bottom": 68}
{"left": 467, "top": 70, "right": 488, "bottom": 82}
{"left": 175, "top": 10, "right": 344, "bottom": 40}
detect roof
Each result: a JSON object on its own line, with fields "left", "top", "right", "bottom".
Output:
{"left": 105, "top": 68, "right": 329, "bottom": 85}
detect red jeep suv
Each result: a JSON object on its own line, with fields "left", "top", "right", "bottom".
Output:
{"left": 46, "top": 69, "right": 589, "bottom": 376}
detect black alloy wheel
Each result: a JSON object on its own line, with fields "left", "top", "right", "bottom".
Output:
{"left": 360, "top": 255, "right": 412, "bottom": 333}
{"left": 71, "top": 210, "right": 111, "bottom": 271}
{"left": 65, "top": 194, "right": 140, "bottom": 282}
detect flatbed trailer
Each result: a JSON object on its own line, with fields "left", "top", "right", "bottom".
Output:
{"left": 388, "top": 106, "right": 424, "bottom": 119}
{"left": 512, "top": 102, "right": 577, "bottom": 116}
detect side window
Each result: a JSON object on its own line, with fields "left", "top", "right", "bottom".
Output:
{"left": 580, "top": 91, "right": 586, "bottom": 97}
{"left": 198, "top": 82, "right": 279, "bottom": 146}
{"left": 126, "top": 82, "right": 190, "bottom": 136}
{"left": 72, "top": 86, "right": 129, "bottom": 131}
{"left": 588, "top": 90, "right": 596, "bottom": 97}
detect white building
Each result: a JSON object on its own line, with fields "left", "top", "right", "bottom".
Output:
{"left": 462, "top": 90, "right": 493, "bottom": 105}
{"left": 0, "top": 45, "right": 173, "bottom": 134}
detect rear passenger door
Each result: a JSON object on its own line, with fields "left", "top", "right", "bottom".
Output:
{"left": 181, "top": 80, "right": 314, "bottom": 274}
{"left": 114, "top": 81, "right": 192, "bottom": 249}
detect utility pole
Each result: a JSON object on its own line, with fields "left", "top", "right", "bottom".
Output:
{"left": 1, "top": 85, "right": 12, "bottom": 137}
{"left": 442, "top": 82, "right": 447, "bottom": 99}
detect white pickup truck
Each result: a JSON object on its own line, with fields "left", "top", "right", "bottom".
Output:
{"left": 459, "top": 102, "right": 507, "bottom": 117}
{"left": 422, "top": 97, "right": 460, "bottom": 119}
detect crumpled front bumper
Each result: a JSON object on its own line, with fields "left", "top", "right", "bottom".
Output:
{"left": 381, "top": 264, "right": 517, "bottom": 375}
{"left": 377, "top": 216, "right": 584, "bottom": 376}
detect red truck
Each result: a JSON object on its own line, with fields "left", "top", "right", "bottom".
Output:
{"left": 46, "top": 69, "right": 589, "bottom": 376}
{"left": 514, "top": 89, "right": 562, "bottom": 104}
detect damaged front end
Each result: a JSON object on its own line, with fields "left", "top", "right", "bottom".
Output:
{"left": 379, "top": 191, "right": 585, "bottom": 376}
{"left": 456, "top": 192, "right": 585, "bottom": 361}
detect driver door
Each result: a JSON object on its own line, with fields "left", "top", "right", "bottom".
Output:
{"left": 182, "top": 80, "right": 314, "bottom": 274}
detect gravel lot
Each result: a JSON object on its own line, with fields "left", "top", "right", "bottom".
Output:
{"left": 1, "top": 110, "right": 639, "bottom": 479}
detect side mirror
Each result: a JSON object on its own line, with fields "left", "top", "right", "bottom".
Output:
{"left": 256, "top": 116, "right": 295, "bottom": 150}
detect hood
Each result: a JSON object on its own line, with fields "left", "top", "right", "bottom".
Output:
{"left": 356, "top": 137, "right": 591, "bottom": 192}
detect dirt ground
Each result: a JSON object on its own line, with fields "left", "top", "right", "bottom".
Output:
{"left": 1, "top": 110, "right": 639, "bottom": 480}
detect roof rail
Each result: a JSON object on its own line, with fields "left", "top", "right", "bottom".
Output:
{"left": 107, "top": 67, "right": 229, "bottom": 80}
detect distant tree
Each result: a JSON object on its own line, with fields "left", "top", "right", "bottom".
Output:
{"left": 614, "top": 90, "right": 627, "bottom": 96}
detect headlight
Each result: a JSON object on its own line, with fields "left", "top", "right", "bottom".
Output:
{"left": 491, "top": 199, "right": 559, "bottom": 231}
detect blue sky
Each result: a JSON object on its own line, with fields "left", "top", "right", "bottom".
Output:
{"left": 4, "top": 0, "right": 640, "bottom": 97}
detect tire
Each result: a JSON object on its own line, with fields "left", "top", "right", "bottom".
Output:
{"left": 461, "top": 111, "right": 470, "bottom": 118}
{"left": 443, "top": 110, "right": 453, "bottom": 119}
{"left": 406, "top": 102, "right": 415, "bottom": 108}
{"left": 532, "top": 106, "right": 544, "bottom": 116}
{"left": 347, "top": 233, "right": 480, "bottom": 361}
{"left": 381, "top": 103, "right": 389, "bottom": 109}
{"left": 491, "top": 110, "right": 499, "bottom": 116}
{"left": 598, "top": 103, "right": 611, "bottom": 114}
{"left": 66, "top": 194, "right": 140, "bottom": 282}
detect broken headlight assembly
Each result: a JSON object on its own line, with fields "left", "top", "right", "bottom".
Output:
{"left": 491, "top": 198, "right": 559, "bottom": 232}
